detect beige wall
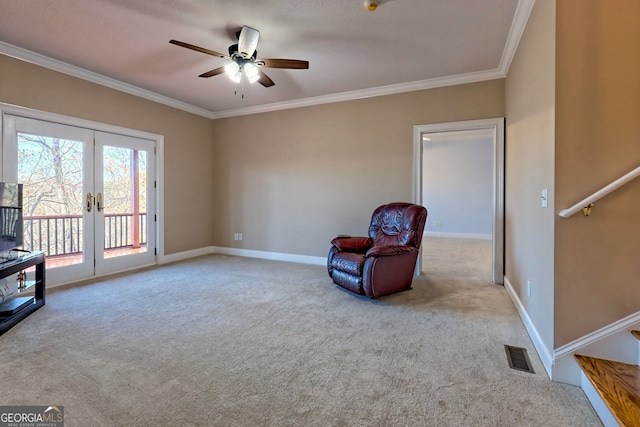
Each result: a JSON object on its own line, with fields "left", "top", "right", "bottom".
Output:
{"left": 211, "top": 80, "right": 505, "bottom": 257}
{"left": 505, "top": 0, "right": 556, "bottom": 354}
{"left": 554, "top": 0, "right": 640, "bottom": 345}
{"left": 506, "top": 0, "right": 640, "bottom": 350}
{"left": 0, "top": 54, "right": 215, "bottom": 254}
{"left": 0, "top": 53, "right": 504, "bottom": 259}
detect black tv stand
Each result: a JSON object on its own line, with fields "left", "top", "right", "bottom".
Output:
{"left": 0, "top": 251, "right": 45, "bottom": 336}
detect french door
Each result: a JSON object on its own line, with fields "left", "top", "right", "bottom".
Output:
{"left": 2, "top": 115, "right": 156, "bottom": 285}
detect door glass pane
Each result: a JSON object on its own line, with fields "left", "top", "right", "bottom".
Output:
{"left": 17, "top": 133, "right": 84, "bottom": 268}
{"left": 102, "top": 146, "right": 147, "bottom": 258}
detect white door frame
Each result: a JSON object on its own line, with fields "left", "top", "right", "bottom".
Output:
{"left": 0, "top": 103, "right": 165, "bottom": 286}
{"left": 94, "top": 131, "right": 157, "bottom": 277}
{"left": 3, "top": 115, "right": 96, "bottom": 284}
{"left": 413, "top": 118, "right": 505, "bottom": 284}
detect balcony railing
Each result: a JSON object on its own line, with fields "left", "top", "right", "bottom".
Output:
{"left": 23, "top": 213, "right": 147, "bottom": 257}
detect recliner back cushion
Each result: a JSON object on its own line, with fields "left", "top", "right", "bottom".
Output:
{"left": 368, "top": 203, "right": 426, "bottom": 248}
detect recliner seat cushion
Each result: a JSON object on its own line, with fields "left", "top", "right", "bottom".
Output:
{"left": 329, "top": 270, "right": 362, "bottom": 295}
{"left": 330, "top": 252, "right": 366, "bottom": 276}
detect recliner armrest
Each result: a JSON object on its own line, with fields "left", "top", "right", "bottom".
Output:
{"left": 331, "top": 236, "right": 373, "bottom": 253}
{"left": 365, "top": 245, "right": 415, "bottom": 258}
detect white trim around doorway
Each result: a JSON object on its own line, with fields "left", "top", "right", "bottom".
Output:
{"left": 413, "top": 118, "right": 505, "bottom": 284}
{"left": 0, "top": 102, "right": 165, "bottom": 270}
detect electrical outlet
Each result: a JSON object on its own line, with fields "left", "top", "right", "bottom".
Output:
{"left": 233, "top": 233, "right": 240, "bottom": 241}
{"left": 527, "top": 280, "right": 531, "bottom": 297}
{"left": 238, "top": 233, "right": 243, "bottom": 241}
{"left": 434, "top": 220, "right": 443, "bottom": 228}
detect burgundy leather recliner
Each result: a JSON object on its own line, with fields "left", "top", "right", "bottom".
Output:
{"left": 327, "top": 202, "right": 427, "bottom": 298}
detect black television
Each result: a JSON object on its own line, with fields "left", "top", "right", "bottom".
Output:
{"left": 0, "top": 182, "right": 23, "bottom": 254}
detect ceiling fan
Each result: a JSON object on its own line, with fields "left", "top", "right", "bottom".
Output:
{"left": 170, "top": 25, "right": 309, "bottom": 88}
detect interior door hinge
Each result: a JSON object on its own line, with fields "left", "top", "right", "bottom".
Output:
{"left": 154, "top": 214, "right": 157, "bottom": 222}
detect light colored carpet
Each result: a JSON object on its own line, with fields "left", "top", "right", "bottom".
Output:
{"left": 422, "top": 236, "right": 493, "bottom": 281}
{"left": 0, "top": 254, "right": 600, "bottom": 426}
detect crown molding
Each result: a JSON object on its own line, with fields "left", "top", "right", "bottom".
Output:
{"left": 209, "top": 68, "right": 504, "bottom": 119}
{"left": 499, "top": 0, "right": 536, "bottom": 75}
{"left": 0, "top": 41, "right": 215, "bottom": 119}
{"left": 0, "top": 0, "right": 534, "bottom": 120}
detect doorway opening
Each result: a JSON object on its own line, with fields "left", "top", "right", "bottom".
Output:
{"left": 1, "top": 104, "right": 164, "bottom": 287}
{"left": 413, "top": 118, "right": 504, "bottom": 284}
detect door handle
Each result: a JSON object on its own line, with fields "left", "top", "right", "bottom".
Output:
{"left": 86, "top": 192, "right": 93, "bottom": 212}
{"left": 97, "top": 192, "right": 104, "bottom": 212}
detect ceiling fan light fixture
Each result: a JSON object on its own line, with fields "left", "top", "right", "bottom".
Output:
{"left": 244, "top": 63, "right": 260, "bottom": 83}
{"left": 224, "top": 62, "right": 240, "bottom": 77}
{"left": 224, "top": 62, "right": 242, "bottom": 83}
{"left": 170, "top": 26, "right": 308, "bottom": 90}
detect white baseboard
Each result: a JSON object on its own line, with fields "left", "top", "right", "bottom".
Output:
{"left": 503, "top": 276, "right": 554, "bottom": 378}
{"left": 552, "top": 311, "right": 640, "bottom": 385}
{"left": 210, "top": 246, "right": 326, "bottom": 266}
{"left": 160, "top": 246, "right": 326, "bottom": 266}
{"left": 158, "top": 247, "right": 213, "bottom": 265}
{"left": 423, "top": 231, "right": 492, "bottom": 240}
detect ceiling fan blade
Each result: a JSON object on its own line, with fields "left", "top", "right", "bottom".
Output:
{"left": 169, "top": 39, "right": 228, "bottom": 59}
{"left": 257, "top": 70, "right": 275, "bottom": 87}
{"left": 199, "top": 67, "right": 226, "bottom": 78}
{"left": 256, "top": 58, "right": 309, "bottom": 69}
{"left": 237, "top": 26, "right": 260, "bottom": 59}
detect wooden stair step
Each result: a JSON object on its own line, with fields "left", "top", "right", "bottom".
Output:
{"left": 630, "top": 330, "right": 640, "bottom": 341}
{"left": 575, "top": 354, "right": 640, "bottom": 427}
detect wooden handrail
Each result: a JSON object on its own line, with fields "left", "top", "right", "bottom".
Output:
{"left": 559, "top": 166, "right": 640, "bottom": 218}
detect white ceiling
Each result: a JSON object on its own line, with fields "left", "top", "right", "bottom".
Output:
{"left": 0, "top": 0, "right": 533, "bottom": 119}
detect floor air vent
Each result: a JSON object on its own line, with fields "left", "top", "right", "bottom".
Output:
{"left": 505, "top": 345, "right": 534, "bottom": 373}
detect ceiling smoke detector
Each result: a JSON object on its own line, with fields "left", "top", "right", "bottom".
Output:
{"left": 364, "top": 1, "right": 378, "bottom": 11}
